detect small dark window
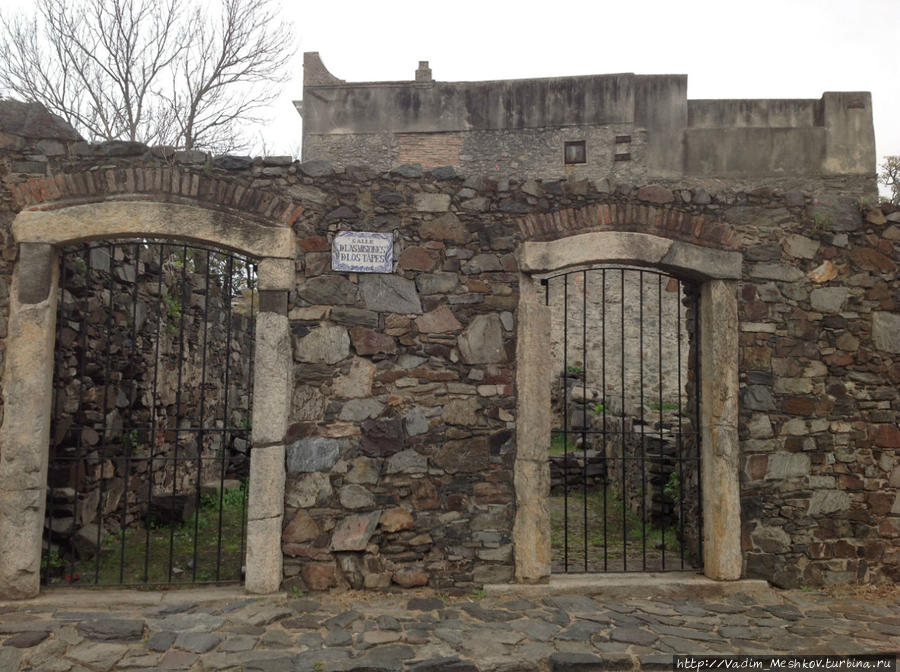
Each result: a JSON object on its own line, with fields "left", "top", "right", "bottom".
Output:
{"left": 564, "top": 140, "right": 586, "bottom": 164}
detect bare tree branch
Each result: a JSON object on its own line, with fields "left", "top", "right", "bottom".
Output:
{"left": 879, "top": 156, "right": 900, "bottom": 205}
{"left": 0, "top": 0, "right": 294, "bottom": 151}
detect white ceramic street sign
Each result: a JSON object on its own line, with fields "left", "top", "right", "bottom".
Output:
{"left": 331, "top": 232, "right": 393, "bottom": 273}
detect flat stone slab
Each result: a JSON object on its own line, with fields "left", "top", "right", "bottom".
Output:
{"left": 77, "top": 618, "right": 145, "bottom": 640}
{"left": 0, "top": 585, "right": 896, "bottom": 671}
{"left": 174, "top": 631, "right": 223, "bottom": 653}
{"left": 147, "top": 630, "right": 177, "bottom": 651}
{"left": 2, "top": 630, "right": 50, "bottom": 648}
{"left": 408, "top": 657, "right": 480, "bottom": 671}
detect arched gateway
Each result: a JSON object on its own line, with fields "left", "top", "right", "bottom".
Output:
{"left": 0, "top": 197, "right": 293, "bottom": 599}
{"left": 513, "top": 230, "right": 744, "bottom": 583}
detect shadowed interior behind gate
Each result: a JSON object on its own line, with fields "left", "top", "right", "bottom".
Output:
{"left": 43, "top": 239, "right": 257, "bottom": 586}
{"left": 544, "top": 265, "right": 702, "bottom": 573}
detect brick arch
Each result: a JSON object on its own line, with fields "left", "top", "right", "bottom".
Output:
{"left": 517, "top": 201, "right": 739, "bottom": 250}
{"left": 8, "top": 165, "right": 304, "bottom": 230}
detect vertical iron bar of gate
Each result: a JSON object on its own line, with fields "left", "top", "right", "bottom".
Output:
{"left": 71, "top": 246, "right": 91, "bottom": 583}
{"left": 118, "top": 242, "right": 140, "bottom": 583}
{"left": 94, "top": 243, "right": 116, "bottom": 583}
{"left": 582, "top": 270, "right": 588, "bottom": 572}
{"left": 694, "top": 286, "right": 703, "bottom": 563}
{"left": 601, "top": 269, "right": 608, "bottom": 572}
{"left": 562, "top": 276, "right": 569, "bottom": 571}
{"left": 618, "top": 270, "right": 626, "bottom": 570}
{"left": 168, "top": 243, "right": 190, "bottom": 582}
{"left": 44, "top": 250, "right": 68, "bottom": 583}
{"left": 240, "top": 260, "right": 257, "bottom": 576}
{"left": 677, "top": 280, "right": 685, "bottom": 569}
{"left": 658, "top": 274, "right": 665, "bottom": 570}
{"left": 192, "top": 250, "right": 213, "bottom": 581}
{"left": 215, "top": 254, "right": 235, "bottom": 580}
{"left": 143, "top": 243, "right": 165, "bottom": 582}
{"left": 639, "top": 270, "right": 646, "bottom": 570}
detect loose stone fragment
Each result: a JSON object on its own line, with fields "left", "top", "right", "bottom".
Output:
{"left": 415, "top": 193, "right": 451, "bottom": 212}
{"left": 331, "top": 511, "right": 382, "bottom": 551}
{"left": 285, "top": 437, "right": 343, "bottom": 473}
{"left": 2, "top": 631, "right": 49, "bottom": 648}
{"left": 339, "top": 484, "right": 376, "bottom": 509}
{"left": 416, "top": 304, "right": 463, "bottom": 334}
{"left": 77, "top": 619, "right": 145, "bottom": 641}
{"left": 420, "top": 213, "right": 468, "bottom": 243}
{"left": 360, "top": 275, "right": 423, "bottom": 314}
{"left": 807, "top": 260, "right": 838, "bottom": 283}
{"left": 294, "top": 324, "right": 350, "bottom": 364}
{"left": 458, "top": 314, "right": 507, "bottom": 364}
{"left": 333, "top": 357, "right": 376, "bottom": 398}
{"left": 393, "top": 566, "right": 429, "bottom": 587}
{"left": 405, "top": 406, "right": 430, "bottom": 436}
{"left": 285, "top": 471, "right": 333, "bottom": 508}
{"left": 350, "top": 327, "right": 397, "bottom": 356}
{"left": 282, "top": 509, "right": 320, "bottom": 543}
{"left": 872, "top": 311, "right": 900, "bottom": 353}
{"left": 380, "top": 507, "right": 414, "bottom": 532}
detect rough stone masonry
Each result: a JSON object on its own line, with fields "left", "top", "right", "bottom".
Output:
{"left": 0, "top": 68, "right": 896, "bottom": 599}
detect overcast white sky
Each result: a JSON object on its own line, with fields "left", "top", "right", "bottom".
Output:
{"left": 258, "top": 0, "right": 899, "bottom": 175}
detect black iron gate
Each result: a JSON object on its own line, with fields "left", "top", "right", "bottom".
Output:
{"left": 543, "top": 265, "right": 702, "bottom": 573}
{"left": 43, "top": 240, "right": 257, "bottom": 586}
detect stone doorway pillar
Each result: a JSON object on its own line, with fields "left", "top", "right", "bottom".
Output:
{"left": 0, "top": 243, "right": 60, "bottom": 598}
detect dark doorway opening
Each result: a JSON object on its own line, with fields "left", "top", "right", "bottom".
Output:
{"left": 543, "top": 265, "right": 703, "bottom": 573}
{"left": 43, "top": 240, "right": 257, "bottom": 586}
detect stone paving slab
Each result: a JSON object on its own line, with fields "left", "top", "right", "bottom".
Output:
{"left": 0, "top": 585, "right": 897, "bottom": 671}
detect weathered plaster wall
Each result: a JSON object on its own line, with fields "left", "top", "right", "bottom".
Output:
{"left": 1, "top": 124, "right": 897, "bottom": 591}
{"left": 300, "top": 53, "right": 877, "bottom": 190}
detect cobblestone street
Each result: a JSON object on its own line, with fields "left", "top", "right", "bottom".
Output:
{"left": 0, "top": 581, "right": 897, "bottom": 671}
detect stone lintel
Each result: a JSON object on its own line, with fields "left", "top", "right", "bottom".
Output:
{"left": 520, "top": 232, "right": 742, "bottom": 280}
{"left": 519, "top": 232, "right": 671, "bottom": 274}
{"left": 659, "top": 241, "right": 742, "bottom": 280}
{"left": 13, "top": 201, "right": 294, "bottom": 259}
{"left": 700, "top": 279, "right": 742, "bottom": 580}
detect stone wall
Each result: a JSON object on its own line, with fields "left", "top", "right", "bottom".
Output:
{"left": 737, "top": 200, "right": 900, "bottom": 587}
{"left": 1, "top": 122, "right": 897, "bottom": 590}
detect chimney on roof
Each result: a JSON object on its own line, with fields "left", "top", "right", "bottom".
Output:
{"left": 415, "top": 61, "right": 432, "bottom": 82}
